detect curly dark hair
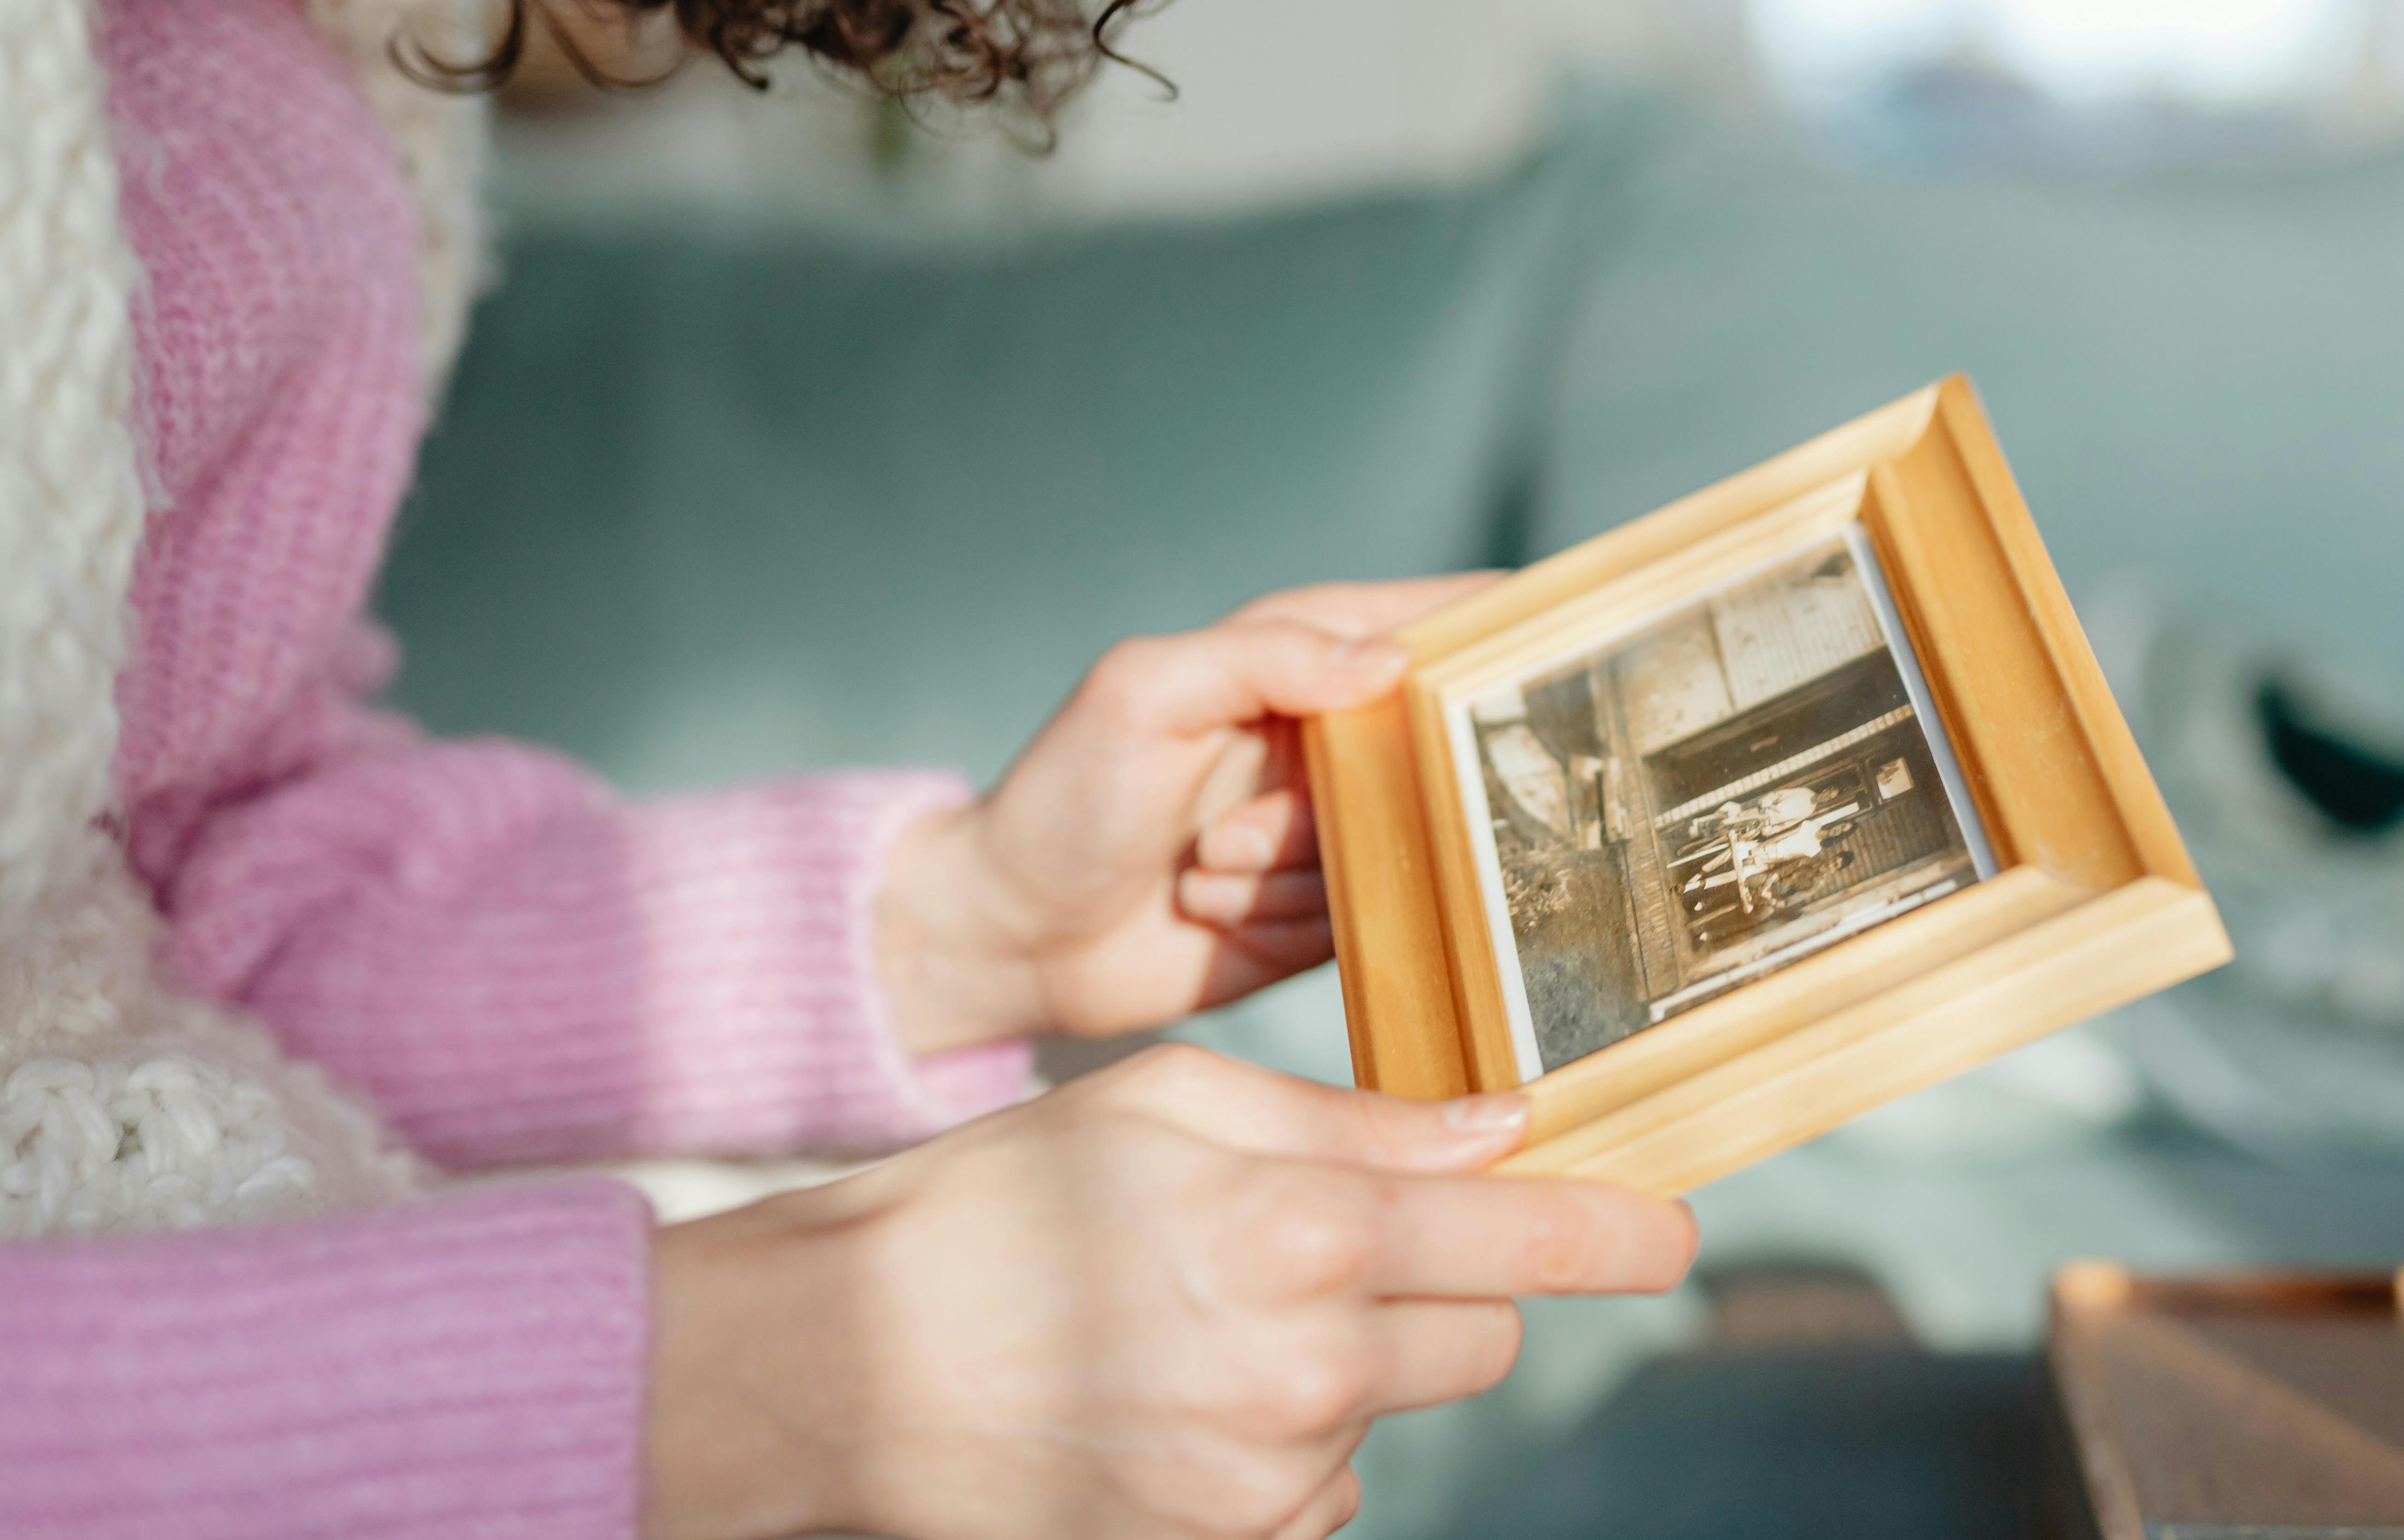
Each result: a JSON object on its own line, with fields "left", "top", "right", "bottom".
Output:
{"left": 435, "top": 0, "right": 1163, "bottom": 125}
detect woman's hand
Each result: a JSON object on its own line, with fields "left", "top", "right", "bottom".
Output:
{"left": 644, "top": 1045, "right": 1697, "bottom": 1540}
{"left": 879, "top": 575, "right": 1496, "bottom": 1054}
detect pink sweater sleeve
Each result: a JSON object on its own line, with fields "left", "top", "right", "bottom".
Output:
{"left": 142, "top": 729, "right": 1032, "bottom": 1170}
{"left": 0, "top": 1177, "right": 653, "bottom": 1540}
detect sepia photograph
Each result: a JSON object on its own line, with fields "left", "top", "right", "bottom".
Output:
{"left": 1448, "top": 526, "right": 1997, "bottom": 1081}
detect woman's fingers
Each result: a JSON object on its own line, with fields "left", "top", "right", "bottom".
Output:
{"left": 1220, "top": 916, "right": 1333, "bottom": 970}
{"left": 1229, "top": 573, "right": 1504, "bottom": 638}
{"left": 1197, "top": 788, "right": 1316, "bottom": 874}
{"left": 1177, "top": 921, "right": 1334, "bottom": 1013}
{"left": 1219, "top": 1163, "right": 1694, "bottom": 1306}
{"left": 1080, "top": 621, "right": 1407, "bottom": 737}
{"left": 1190, "top": 729, "right": 1276, "bottom": 834}
{"left": 1363, "top": 1174, "right": 1698, "bottom": 1300}
{"left": 1267, "top": 1466, "right": 1363, "bottom": 1540}
{"left": 1089, "top": 1046, "right": 1531, "bottom": 1173}
{"left": 1178, "top": 868, "right": 1327, "bottom": 926}
{"left": 1084, "top": 1054, "right": 1696, "bottom": 1302}
{"left": 1205, "top": 921, "right": 1335, "bottom": 994}
{"left": 1372, "top": 1300, "right": 1525, "bottom": 1412}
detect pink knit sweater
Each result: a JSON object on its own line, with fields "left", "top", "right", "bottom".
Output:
{"left": 0, "top": 1, "right": 1031, "bottom": 1533}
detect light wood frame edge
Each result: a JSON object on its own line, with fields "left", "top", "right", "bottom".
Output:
{"left": 1302, "top": 697, "right": 1468, "bottom": 1099}
{"left": 1305, "top": 375, "right": 2230, "bottom": 1174}
{"left": 1494, "top": 876, "right": 2229, "bottom": 1194}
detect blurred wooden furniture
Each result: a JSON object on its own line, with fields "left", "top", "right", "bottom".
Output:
{"left": 2045, "top": 1262, "right": 2404, "bottom": 1540}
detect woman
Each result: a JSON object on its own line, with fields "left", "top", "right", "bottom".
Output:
{"left": 0, "top": 1, "right": 1696, "bottom": 1535}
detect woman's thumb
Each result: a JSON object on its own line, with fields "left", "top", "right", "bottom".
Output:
{"left": 1096, "top": 619, "right": 1407, "bottom": 735}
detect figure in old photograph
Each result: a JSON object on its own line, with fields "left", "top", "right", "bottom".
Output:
{"left": 1457, "top": 530, "right": 1987, "bottom": 1077}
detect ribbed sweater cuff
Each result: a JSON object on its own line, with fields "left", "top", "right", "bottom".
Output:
{"left": 0, "top": 1177, "right": 654, "bottom": 1540}
{"left": 624, "top": 769, "right": 1035, "bottom": 1153}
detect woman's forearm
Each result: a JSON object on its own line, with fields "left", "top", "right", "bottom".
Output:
{"left": 0, "top": 1179, "right": 653, "bottom": 1540}
{"left": 151, "top": 739, "right": 1029, "bottom": 1169}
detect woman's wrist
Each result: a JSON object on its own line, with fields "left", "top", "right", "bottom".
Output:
{"left": 645, "top": 1186, "right": 895, "bottom": 1540}
{"left": 876, "top": 801, "right": 1054, "bottom": 1056}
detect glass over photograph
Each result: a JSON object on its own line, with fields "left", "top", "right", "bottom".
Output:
{"left": 1448, "top": 525, "right": 1997, "bottom": 1082}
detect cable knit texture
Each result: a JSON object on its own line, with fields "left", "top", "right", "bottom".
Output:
{"left": 0, "top": 0, "right": 1032, "bottom": 1531}
{"left": 1, "top": 0, "right": 421, "bottom": 1241}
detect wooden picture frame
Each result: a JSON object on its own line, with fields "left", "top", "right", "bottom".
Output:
{"left": 1303, "top": 377, "right": 2230, "bottom": 1196}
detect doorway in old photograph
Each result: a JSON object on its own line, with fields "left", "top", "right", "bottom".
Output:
{"left": 1449, "top": 526, "right": 1995, "bottom": 1081}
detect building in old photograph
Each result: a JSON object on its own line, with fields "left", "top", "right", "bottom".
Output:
{"left": 1468, "top": 535, "right": 1981, "bottom": 1074}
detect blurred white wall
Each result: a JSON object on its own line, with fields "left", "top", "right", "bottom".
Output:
{"left": 1754, "top": 0, "right": 2404, "bottom": 110}
{"left": 489, "top": 0, "right": 2404, "bottom": 222}
{"left": 1031, "top": 0, "right": 1721, "bottom": 210}
{"left": 493, "top": 0, "right": 1739, "bottom": 220}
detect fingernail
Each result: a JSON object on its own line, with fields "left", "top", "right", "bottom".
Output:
{"left": 1213, "top": 823, "right": 1276, "bottom": 869}
{"left": 1442, "top": 1093, "right": 1529, "bottom": 1135}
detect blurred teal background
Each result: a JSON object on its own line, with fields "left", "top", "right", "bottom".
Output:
{"left": 379, "top": 10, "right": 2404, "bottom": 1534}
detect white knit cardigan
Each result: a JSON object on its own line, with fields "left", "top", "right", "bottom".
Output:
{"left": 0, "top": 0, "right": 490, "bottom": 1235}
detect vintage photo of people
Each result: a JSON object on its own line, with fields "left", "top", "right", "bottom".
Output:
{"left": 1450, "top": 527, "right": 1994, "bottom": 1080}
